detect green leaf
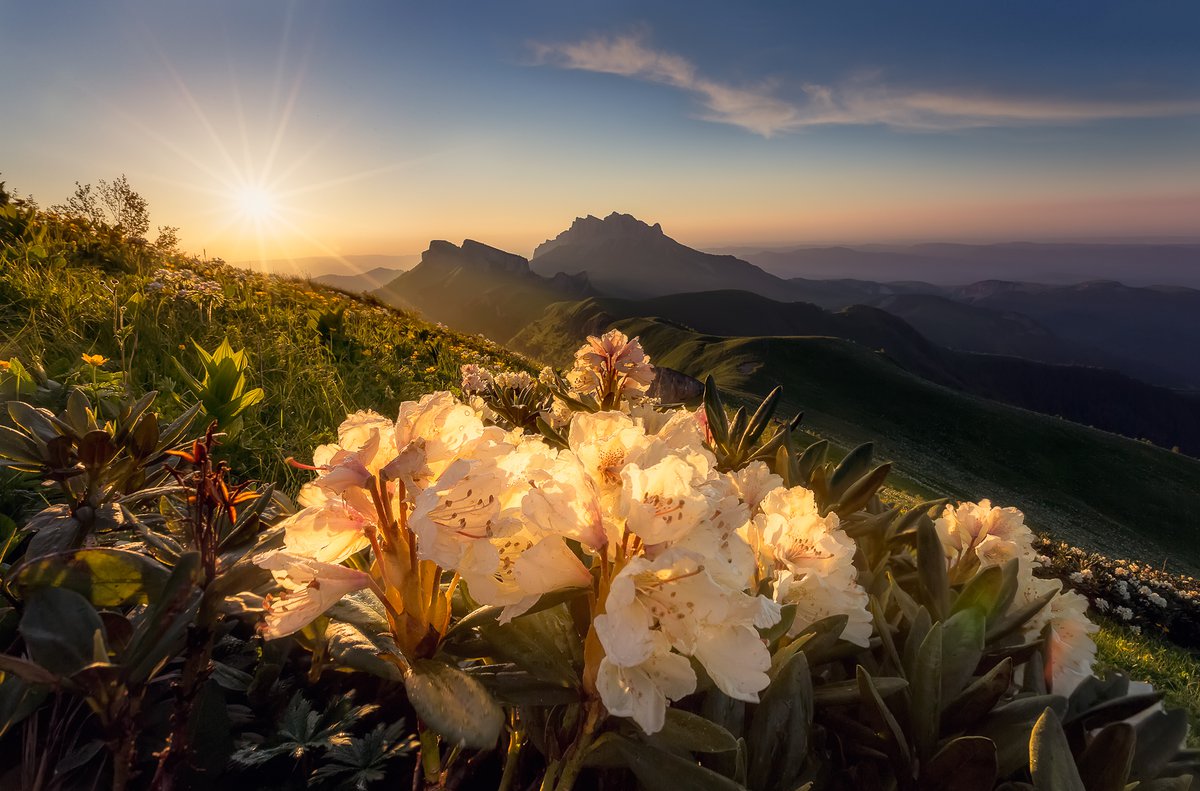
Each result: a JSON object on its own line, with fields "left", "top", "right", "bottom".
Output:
{"left": 1078, "top": 723, "right": 1134, "bottom": 791}
{"left": 18, "top": 587, "right": 106, "bottom": 677}
{"left": 325, "top": 620, "right": 404, "bottom": 682}
{"left": 987, "top": 589, "right": 1056, "bottom": 643}
{"left": 942, "top": 657, "right": 1014, "bottom": 733}
{"left": 747, "top": 649, "right": 813, "bottom": 790}
{"left": 910, "top": 621, "right": 943, "bottom": 763}
{"left": 402, "top": 659, "right": 504, "bottom": 750}
{"left": 650, "top": 709, "right": 739, "bottom": 754}
{"left": 1131, "top": 709, "right": 1189, "bottom": 780}
{"left": 13, "top": 548, "right": 171, "bottom": 606}
{"left": 1030, "top": 707, "right": 1085, "bottom": 791}
{"left": 615, "top": 736, "right": 746, "bottom": 791}
{"left": 813, "top": 676, "right": 907, "bottom": 707}
{"left": 477, "top": 603, "right": 581, "bottom": 689}
{"left": 857, "top": 665, "right": 911, "bottom": 768}
{"left": 831, "top": 463, "right": 892, "bottom": 517}
{"left": 941, "top": 607, "right": 985, "bottom": 700}
{"left": 464, "top": 664, "right": 580, "bottom": 706}
{"left": 916, "top": 519, "right": 950, "bottom": 620}
{"left": 953, "top": 565, "right": 1005, "bottom": 618}
{"left": 829, "top": 442, "right": 874, "bottom": 497}
{"left": 923, "top": 736, "right": 997, "bottom": 791}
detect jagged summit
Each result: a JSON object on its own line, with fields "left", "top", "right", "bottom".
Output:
{"left": 528, "top": 212, "right": 792, "bottom": 300}
{"left": 419, "top": 239, "right": 531, "bottom": 276}
{"left": 533, "top": 213, "right": 665, "bottom": 259}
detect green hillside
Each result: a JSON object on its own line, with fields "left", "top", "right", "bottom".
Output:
{"left": 0, "top": 201, "right": 523, "bottom": 500}
{"left": 613, "top": 316, "right": 1200, "bottom": 573}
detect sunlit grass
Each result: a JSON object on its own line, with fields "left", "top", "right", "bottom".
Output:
{"left": 1095, "top": 621, "right": 1200, "bottom": 743}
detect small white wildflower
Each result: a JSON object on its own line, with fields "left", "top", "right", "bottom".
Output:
{"left": 494, "top": 370, "right": 536, "bottom": 390}
{"left": 460, "top": 364, "right": 494, "bottom": 393}
{"left": 1130, "top": 625, "right": 1142, "bottom": 635}
{"left": 1093, "top": 598, "right": 1110, "bottom": 612}
{"left": 1115, "top": 606, "right": 1134, "bottom": 621}
{"left": 1069, "top": 572, "right": 1085, "bottom": 584}
{"left": 1035, "top": 554, "right": 1052, "bottom": 566}
{"left": 1116, "top": 581, "right": 1130, "bottom": 600}
{"left": 1138, "top": 585, "right": 1152, "bottom": 597}
{"left": 1148, "top": 592, "right": 1168, "bottom": 608}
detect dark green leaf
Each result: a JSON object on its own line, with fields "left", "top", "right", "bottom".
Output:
{"left": 1078, "top": 722, "right": 1134, "bottom": 791}
{"left": 13, "top": 548, "right": 170, "bottom": 606}
{"left": 1030, "top": 707, "right": 1085, "bottom": 791}
{"left": 923, "top": 736, "right": 997, "bottom": 791}
{"left": 19, "top": 587, "right": 106, "bottom": 677}
{"left": 650, "top": 709, "right": 738, "bottom": 754}
{"left": 615, "top": 736, "right": 746, "bottom": 791}
{"left": 403, "top": 659, "right": 504, "bottom": 749}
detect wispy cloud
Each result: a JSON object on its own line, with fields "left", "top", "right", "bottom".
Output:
{"left": 530, "top": 32, "right": 1200, "bottom": 136}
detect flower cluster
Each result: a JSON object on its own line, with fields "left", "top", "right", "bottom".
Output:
{"left": 257, "top": 330, "right": 879, "bottom": 735}
{"left": 147, "top": 266, "right": 225, "bottom": 309}
{"left": 1036, "top": 536, "right": 1200, "bottom": 649}
{"left": 936, "top": 500, "right": 1098, "bottom": 695}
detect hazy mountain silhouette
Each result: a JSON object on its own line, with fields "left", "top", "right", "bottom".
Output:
{"left": 530, "top": 213, "right": 796, "bottom": 299}
{"left": 739, "top": 242, "right": 1200, "bottom": 287}
{"left": 373, "top": 239, "right": 594, "bottom": 341}
{"left": 946, "top": 280, "right": 1200, "bottom": 389}
{"left": 314, "top": 265, "right": 410, "bottom": 294}
{"left": 511, "top": 290, "right": 1200, "bottom": 455}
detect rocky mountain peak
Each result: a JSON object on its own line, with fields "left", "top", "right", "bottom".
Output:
{"left": 418, "top": 239, "right": 530, "bottom": 276}
{"left": 532, "top": 212, "right": 666, "bottom": 259}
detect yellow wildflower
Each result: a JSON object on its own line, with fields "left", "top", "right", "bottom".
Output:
{"left": 0, "top": 359, "right": 10, "bottom": 371}
{"left": 81, "top": 353, "right": 109, "bottom": 367}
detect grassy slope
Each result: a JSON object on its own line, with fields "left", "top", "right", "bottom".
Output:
{"left": 0, "top": 214, "right": 524, "bottom": 496}
{"left": 613, "top": 317, "right": 1200, "bottom": 574}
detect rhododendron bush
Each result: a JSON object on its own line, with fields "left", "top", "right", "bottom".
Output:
{"left": 247, "top": 330, "right": 1194, "bottom": 790}
{"left": 2, "top": 330, "right": 1196, "bottom": 790}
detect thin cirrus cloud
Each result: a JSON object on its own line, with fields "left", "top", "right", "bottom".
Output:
{"left": 530, "top": 32, "right": 1200, "bottom": 136}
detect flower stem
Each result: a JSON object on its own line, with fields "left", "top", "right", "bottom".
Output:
{"left": 498, "top": 715, "right": 523, "bottom": 791}
{"left": 545, "top": 701, "right": 604, "bottom": 791}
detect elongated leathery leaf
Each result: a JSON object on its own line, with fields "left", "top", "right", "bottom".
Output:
{"left": 13, "top": 548, "right": 170, "bottom": 607}
{"left": 1030, "top": 707, "right": 1085, "bottom": 791}
{"left": 403, "top": 659, "right": 504, "bottom": 749}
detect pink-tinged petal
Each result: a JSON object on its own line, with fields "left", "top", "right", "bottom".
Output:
{"left": 279, "top": 504, "right": 371, "bottom": 564}
{"left": 256, "top": 552, "right": 371, "bottom": 639}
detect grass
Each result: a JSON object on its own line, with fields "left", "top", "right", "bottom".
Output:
{"left": 0, "top": 204, "right": 525, "bottom": 506}
{"left": 1096, "top": 621, "right": 1200, "bottom": 744}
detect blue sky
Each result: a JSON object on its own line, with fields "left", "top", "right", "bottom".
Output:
{"left": 2, "top": 0, "right": 1198, "bottom": 264}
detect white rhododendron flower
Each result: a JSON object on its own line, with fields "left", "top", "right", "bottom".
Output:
{"left": 751, "top": 485, "right": 873, "bottom": 647}
{"left": 568, "top": 329, "right": 656, "bottom": 399}
{"left": 1041, "top": 588, "right": 1099, "bottom": 695}
{"left": 936, "top": 500, "right": 1037, "bottom": 569}
{"left": 944, "top": 500, "right": 1100, "bottom": 696}
{"left": 594, "top": 549, "right": 778, "bottom": 732}
{"left": 276, "top": 501, "right": 372, "bottom": 565}
{"left": 258, "top": 553, "right": 372, "bottom": 639}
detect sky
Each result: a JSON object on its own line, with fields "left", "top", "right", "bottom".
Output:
{"left": 2, "top": 0, "right": 1199, "bottom": 268}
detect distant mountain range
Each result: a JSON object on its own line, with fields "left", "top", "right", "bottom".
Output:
{"left": 733, "top": 242, "right": 1200, "bottom": 288}
{"left": 239, "top": 253, "right": 418, "bottom": 280}
{"left": 364, "top": 211, "right": 1200, "bottom": 454}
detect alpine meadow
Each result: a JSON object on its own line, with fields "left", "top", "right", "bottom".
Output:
{"left": 3, "top": 2, "right": 1200, "bottom": 790}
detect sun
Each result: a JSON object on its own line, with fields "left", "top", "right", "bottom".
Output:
{"left": 233, "top": 186, "right": 277, "bottom": 222}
